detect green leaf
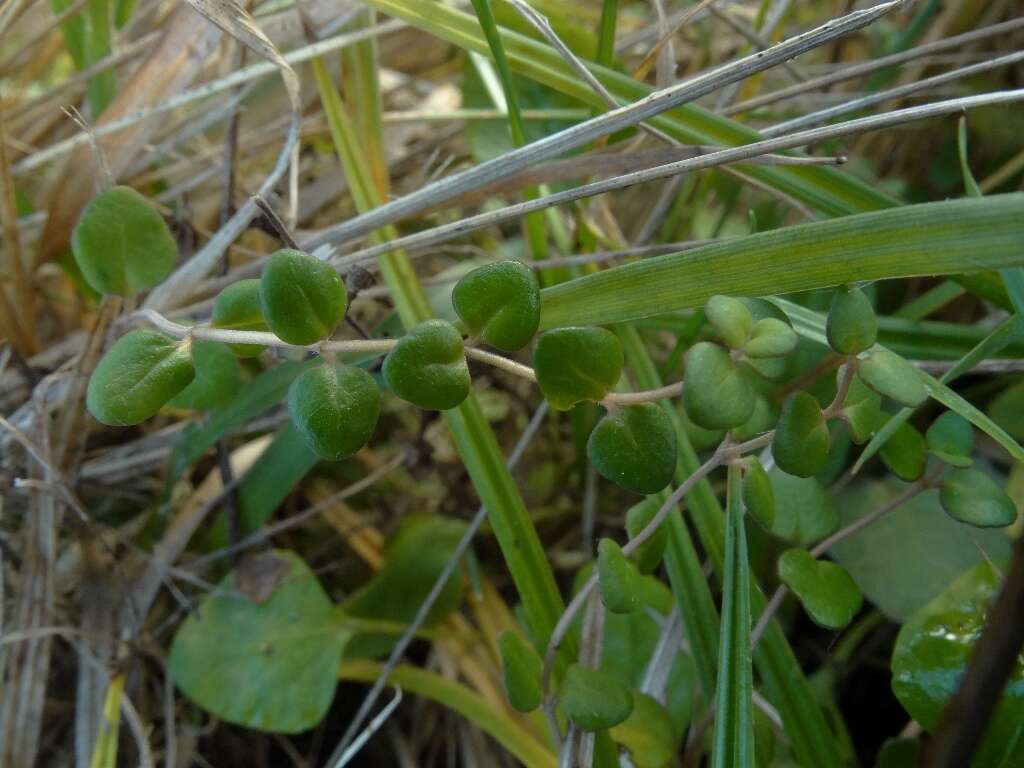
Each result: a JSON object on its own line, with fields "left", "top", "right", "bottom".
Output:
{"left": 892, "top": 560, "right": 1024, "bottom": 767}
{"left": 879, "top": 423, "right": 927, "bottom": 482}
{"left": 533, "top": 326, "right": 623, "bottom": 410}
{"left": 939, "top": 468, "right": 1017, "bottom": 528}
{"left": 260, "top": 249, "right": 348, "bottom": 345}
{"left": 988, "top": 380, "right": 1024, "bottom": 442}
{"left": 498, "top": 630, "right": 543, "bottom": 713}
{"left": 683, "top": 341, "right": 755, "bottom": 430}
{"left": 382, "top": 319, "right": 471, "bottom": 410}
{"left": 772, "top": 392, "right": 830, "bottom": 478}
{"left": 857, "top": 348, "right": 928, "bottom": 407}
{"left": 609, "top": 691, "right": 678, "bottom": 768}
{"left": 288, "top": 363, "right": 381, "bottom": 460}
{"left": 168, "top": 341, "right": 239, "bottom": 411}
{"left": 237, "top": 421, "right": 319, "bottom": 533}
{"left": 840, "top": 375, "right": 886, "bottom": 444}
{"left": 560, "top": 663, "right": 634, "bottom": 732}
{"left": 712, "top": 465, "right": 754, "bottom": 768}
{"left": 87, "top": 330, "right": 194, "bottom": 426}
{"left": 540, "top": 196, "right": 1024, "bottom": 329}
{"left": 212, "top": 279, "right": 269, "bottom": 357}
{"left": 71, "top": 186, "right": 177, "bottom": 297}
{"left": 744, "top": 318, "right": 797, "bottom": 359}
{"left": 777, "top": 549, "right": 863, "bottom": 630}
{"left": 741, "top": 459, "right": 774, "bottom": 530}
{"left": 826, "top": 285, "right": 877, "bottom": 355}
{"left": 587, "top": 403, "right": 676, "bottom": 494}
{"left": 767, "top": 469, "right": 838, "bottom": 547}
{"left": 829, "top": 480, "right": 1011, "bottom": 621}
{"left": 169, "top": 550, "right": 349, "bottom": 733}
{"left": 625, "top": 497, "right": 668, "bottom": 575}
{"left": 926, "top": 412, "right": 974, "bottom": 467}
{"left": 731, "top": 394, "right": 779, "bottom": 443}
{"left": 452, "top": 260, "right": 540, "bottom": 351}
{"left": 705, "top": 294, "right": 753, "bottom": 350}
{"left": 598, "top": 538, "right": 641, "bottom": 614}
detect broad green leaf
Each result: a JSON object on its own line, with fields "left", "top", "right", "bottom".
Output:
{"left": 609, "top": 691, "right": 678, "bottom": 768}
{"left": 87, "top": 330, "right": 194, "bottom": 426}
{"left": 540, "top": 196, "right": 1024, "bottom": 329}
{"left": 879, "top": 423, "right": 926, "bottom": 482}
{"left": 712, "top": 465, "right": 754, "bottom": 768}
{"left": 560, "top": 663, "right": 634, "bottom": 732}
{"left": 72, "top": 186, "right": 177, "bottom": 297}
{"left": 533, "top": 326, "right": 623, "bottom": 410}
{"left": 498, "top": 630, "right": 543, "bottom": 713}
{"left": 169, "top": 550, "right": 349, "bottom": 733}
{"left": 382, "top": 319, "right": 471, "bottom": 410}
{"left": 777, "top": 549, "right": 862, "bottom": 630}
{"left": 939, "top": 468, "right": 1017, "bottom": 528}
{"left": 683, "top": 341, "right": 755, "bottom": 430}
{"left": 588, "top": 403, "right": 676, "bottom": 494}
{"left": 829, "top": 481, "right": 1011, "bottom": 621}
{"left": 168, "top": 341, "right": 240, "bottom": 411}
{"left": 767, "top": 469, "right": 838, "bottom": 547}
{"left": 926, "top": 412, "right": 974, "bottom": 467}
{"left": 452, "top": 260, "right": 540, "bottom": 351}
{"left": 772, "top": 392, "right": 830, "bottom": 478}
{"left": 892, "top": 560, "right": 1024, "bottom": 767}
{"left": 260, "top": 249, "right": 348, "bottom": 345}
{"left": 731, "top": 394, "right": 779, "bottom": 443}
{"left": 288, "top": 363, "right": 380, "bottom": 460}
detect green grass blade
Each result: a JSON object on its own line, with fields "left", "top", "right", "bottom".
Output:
{"left": 595, "top": 0, "right": 618, "bottom": 66}
{"left": 540, "top": 195, "right": 1024, "bottom": 329}
{"left": 712, "top": 464, "right": 754, "bottom": 768}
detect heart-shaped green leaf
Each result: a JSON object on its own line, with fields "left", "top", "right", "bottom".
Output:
{"left": 212, "top": 279, "right": 269, "bottom": 357}
{"left": 731, "top": 394, "right": 778, "bottom": 442}
{"left": 892, "top": 560, "right": 1024, "bottom": 767}
{"left": 169, "top": 550, "right": 349, "bottom": 733}
{"left": 772, "top": 391, "right": 830, "bottom": 478}
{"left": 560, "top": 663, "right": 634, "bottom": 732}
{"left": 857, "top": 348, "right": 927, "bottom": 407}
{"left": 587, "top": 403, "right": 676, "bottom": 494}
{"left": 777, "top": 549, "right": 863, "bottom": 630}
{"left": 768, "top": 469, "right": 839, "bottom": 546}
{"left": 683, "top": 341, "right": 755, "bottom": 430}
{"left": 626, "top": 497, "right": 668, "bottom": 575}
{"left": 260, "top": 249, "right": 347, "bottom": 345}
{"left": 71, "top": 185, "right": 177, "bottom": 296}
{"left": 741, "top": 459, "right": 774, "bottom": 529}
{"left": 880, "top": 423, "right": 926, "bottom": 482}
{"left": 939, "top": 468, "right": 1017, "bottom": 528}
{"left": 168, "top": 341, "right": 240, "bottom": 411}
{"left": 87, "top": 330, "right": 195, "bottom": 426}
{"left": 705, "top": 294, "right": 753, "bottom": 349}
{"left": 840, "top": 375, "right": 886, "bottom": 444}
{"left": 926, "top": 412, "right": 974, "bottom": 467}
{"left": 743, "top": 318, "right": 797, "bottom": 358}
{"left": 609, "top": 691, "right": 678, "bottom": 768}
{"left": 598, "top": 538, "right": 642, "bottom": 614}
{"left": 498, "top": 631, "right": 543, "bottom": 713}
{"left": 382, "top": 319, "right": 470, "bottom": 410}
{"left": 288, "top": 363, "right": 380, "bottom": 460}
{"left": 533, "top": 327, "right": 623, "bottom": 410}
{"left": 452, "top": 260, "right": 540, "bottom": 351}
{"left": 826, "top": 285, "right": 877, "bottom": 355}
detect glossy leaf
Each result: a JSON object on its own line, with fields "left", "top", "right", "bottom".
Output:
{"left": 926, "top": 412, "right": 973, "bottom": 467}
{"left": 768, "top": 469, "right": 838, "bottom": 546}
{"left": 498, "top": 631, "right": 543, "bottom": 713}
{"left": 705, "top": 294, "right": 752, "bottom": 350}
{"left": 168, "top": 341, "right": 239, "bottom": 411}
{"left": 626, "top": 497, "right": 668, "bottom": 575}
{"left": 857, "top": 348, "right": 928, "bottom": 408}
{"left": 598, "top": 538, "right": 641, "bottom": 614}
{"left": 741, "top": 459, "right": 774, "bottom": 530}
{"left": 533, "top": 326, "right": 623, "bottom": 410}
{"left": 452, "top": 260, "right": 540, "bottom": 351}
{"left": 260, "top": 249, "right": 348, "bottom": 345}
{"left": 71, "top": 185, "right": 177, "bottom": 296}
{"left": 169, "top": 550, "right": 349, "bottom": 733}
{"left": 609, "top": 691, "right": 678, "bottom": 768}
{"left": 587, "top": 403, "right": 676, "bottom": 494}
{"left": 87, "top": 330, "right": 195, "bottom": 426}
{"left": 560, "top": 663, "right": 634, "bottom": 732}
{"left": 212, "top": 279, "right": 268, "bottom": 357}
{"left": 826, "top": 285, "right": 877, "bottom": 355}
{"left": 777, "top": 549, "right": 863, "bottom": 630}
{"left": 879, "top": 423, "right": 927, "bottom": 482}
{"left": 744, "top": 318, "right": 797, "bottom": 358}
{"left": 683, "top": 341, "right": 755, "bottom": 430}
{"left": 939, "top": 468, "right": 1017, "bottom": 528}
{"left": 382, "top": 319, "right": 471, "bottom": 410}
{"left": 773, "top": 392, "right": 830, "bottom": 478}
{"left": 287, "top": 363, "right": 381, "bottom": 461}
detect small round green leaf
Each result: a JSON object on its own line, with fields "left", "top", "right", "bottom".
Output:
{"left": 731, "top": 394, "right": 778, "bottom": 442}
{"left": 533, "top": 327, "right": 623, "bottom": 411}
{"left": 452, "top": 260, "right": 540, "bottom": 351}
{"left": 926, "top": 412, "right": 974, "bottom": 467}
{"left": 826, "top": 285, "right": 877, "bottom": 355}
{"left": 857, "top": 348, "right": 927, "bottom": 407}
{"left": 609, "top": 691, "right": 677, "bottom": 768}
{"left": 772, "top": 391, "right": 830, "bottom": 478}
{"left": 212, "top": 279, "right": 269, "bottom": 357}
{"left": 560, "top": 663, "right": 634, "bottom": 732}
{"left": 498, "top": 631, "right": 543, "bottom": 713}
{"left": 626, "top": 497, "right": 668, "bottom": 575}
{"left": 683, "top": 341, "right": 755, "bottom": 430}
{"left": 587, "top": 403, "right": 676, "bottom": 495}
{"left": 741, "top": 459, "right": 774, "bottom": 529}
{"left": 71, "top": 185, "right": 177, "bottom": 296}
{"left": 260, "top": 249, "right": 347, "bottom": 345}
{"left": 777, "top": 549, "right": 863, "bottom": 630}
{"left": 840, "top": 375, "right": 886, "bottom": 444}
{"left": 768, "top": 468, "right": 839, "bottom": 546}
{"left": 87, "top": 330, "right": 195, "bottom": 426}
{"left": 744, "top": 318, "right": 797, "bottom": 358}
{"left": 168, "top": 341, "right": 240, "bottom": 411}
{"left": 939, "top": 468, "right": 1017, "bottom": 528}
{"left": 880, "top": 423, "right": 927, "bottom": 482}
{"left": 598, "top": 538, "right": 641, "bottom": 614}
{"left": 382, "top": 319, "right": 470, "bottom": 410}
{"left": 705, "top": 294, "right": 753, "bottom": 349}
{"left": 288, "top": 363, "right": 380, "bottom": 460}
